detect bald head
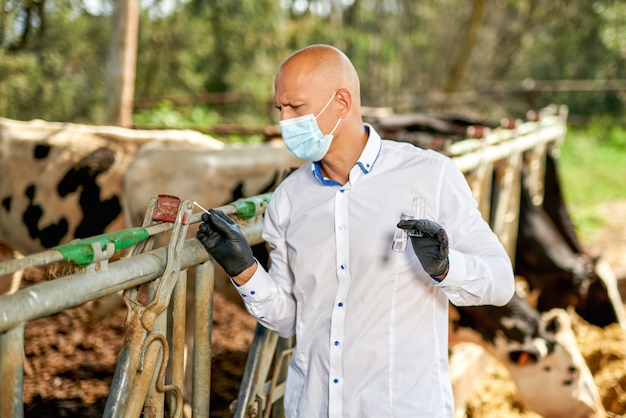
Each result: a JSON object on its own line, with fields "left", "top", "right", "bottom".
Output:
{"left": 275, "top": 44, "right": 361, "bottom": 109}
{"left": 274, "top": 45, "right": 369, "bottom": 177}
{"left": 281, "top": 45, "right": 359, "bottom": 88}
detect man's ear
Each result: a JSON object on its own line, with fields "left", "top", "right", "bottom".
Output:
{"left": 335, "top": 88, "right": 352, "bottom": 117}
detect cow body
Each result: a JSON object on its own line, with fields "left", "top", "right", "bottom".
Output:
{"left": 122, "top": 142, "right": 304, "bottom": 230}
{"left": 0, "top": 118, "right": 223, "bottom": 255}
{"left": 515, "top": 154, "right": 625, "bottom": 328}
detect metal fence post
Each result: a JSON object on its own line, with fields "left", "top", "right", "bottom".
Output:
{"left": 0, "top": 323, "right": 25, "bottom": 418}
{"left": 192, "top": 259, "right": 215, "bottom": 417}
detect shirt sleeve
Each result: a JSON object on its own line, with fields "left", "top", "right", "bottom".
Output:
{"left": 433, "top": 156, "right": 515, "bottom": 307}
{"left": 229, "top": 189, "right": 298, "bottom": 338}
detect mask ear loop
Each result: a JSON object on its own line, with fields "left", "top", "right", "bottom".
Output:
{"left": 328, "top": 117, "right": 342, "bottom": 135}
{"left": 314, "top": 91, "right": 342, "bottom": 136}
{"left": 314, "top": 91, "right": 338, "bottom": 119}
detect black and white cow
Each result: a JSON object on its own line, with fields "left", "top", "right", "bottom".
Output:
{"left": 515, "top": 152, "right": 625, "bottom": 328}
{"left": 0, "top": 117, "right": 223, "bottom": 255}
{"left": 121, "top": 142, "right": 304, "bottom": 230}
{"left": 450, "top": 294, "right": 606, "bottom": 417}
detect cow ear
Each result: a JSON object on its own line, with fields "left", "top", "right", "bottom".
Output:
{"left": 544, "top": 314, "right": 561, "bottom": 335}
{"left": 543, "top": 308, "right": 572, "bottom": 336}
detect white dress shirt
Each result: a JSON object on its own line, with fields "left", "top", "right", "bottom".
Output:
{"left": 233, "top": 125, "right": 515, "bottom": 417}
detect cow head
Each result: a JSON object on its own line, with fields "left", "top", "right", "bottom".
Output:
{"left": 504, "top": 309, "right": 606, "bottom": 418}
{"left": 452, "top": 301, "right": 606, "bottom": 417}
{"left": 452, "top": 293, "right": 556, "bottom": 366}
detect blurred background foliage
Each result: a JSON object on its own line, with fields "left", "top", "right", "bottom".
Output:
{"left": 1, "top": 0, "right": 625, "bottom": 127}
{"left": 1, "top": 0, "right": 625, "bottom": 238}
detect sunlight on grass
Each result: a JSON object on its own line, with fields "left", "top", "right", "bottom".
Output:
{"left": 558, "top": 122, "right": 626, "bottom": 240}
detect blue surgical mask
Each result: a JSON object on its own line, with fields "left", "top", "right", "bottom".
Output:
{"left": 279, "top": 93, "right": 342, "bottom": 161}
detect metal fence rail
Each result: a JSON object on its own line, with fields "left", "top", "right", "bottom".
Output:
{"left": 0, "top": 195, "right": 269, "bottom": 418}
{"left": 0, "top": 105, "right": 568, "bottom": 418}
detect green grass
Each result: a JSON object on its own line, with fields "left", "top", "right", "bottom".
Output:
{"left": 558, "top": 121, "right": 626, "bottom": 240}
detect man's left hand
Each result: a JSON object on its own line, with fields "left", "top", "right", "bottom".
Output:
{"left": 397, "top": 219, "right": 449, "bottom": 278}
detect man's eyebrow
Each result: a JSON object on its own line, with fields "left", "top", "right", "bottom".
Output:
{"left": 276, "top": 101, "right": 300, "bottom": 109}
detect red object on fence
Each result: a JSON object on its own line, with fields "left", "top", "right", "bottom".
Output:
{"left": 152, "top": 194, "right": 181, "bottom": 223}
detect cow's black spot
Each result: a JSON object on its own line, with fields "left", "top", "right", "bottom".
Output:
{"left": 25, "top": 184, "right": 35, "bottom": 199}
{"left": 230, "top": 170, "right": 283, "bottom": 202}
{"left": 1, "top": 196, "right": 10, "bottom": 212}
{"left": 544, "top": 315, "right": 561, "bottom": 334}
{"left": 57, "top": 147, "right": 121, "bottom": 239}
{"left": 22, "top": 183, "right": 69, "bottom": 247}
{"left": 57, "top": 147, "right": 116, "bottom": 196}
{"left": 74, "top": 196, "right": 121, "bottom": 239}
{"left": 34, "top": 144, "right": 51, "bottom": 160}
{"left": 231, "top": 182, "right": 245, "bottom": 201}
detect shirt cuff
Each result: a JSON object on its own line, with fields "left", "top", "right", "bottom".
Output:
{"left": 432, "top": 249, "right": 466, "bottom": 287}
{"left": 229, "top": 261, "right": 273, "bottom": 302}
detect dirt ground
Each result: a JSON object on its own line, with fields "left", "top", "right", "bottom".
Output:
{"left": 16, "top": 199, "right": 626, "bottom": 417}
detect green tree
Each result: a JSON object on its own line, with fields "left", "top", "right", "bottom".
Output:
{"left": 0, "top": 0, "right": 110, "bottom": 122}
{"left": 1, "top": 0, "right": 624, "bottom": 124}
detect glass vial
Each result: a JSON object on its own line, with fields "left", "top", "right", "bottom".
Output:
{"left": 409, "top": 197, "right": 426, "bottom": 237}
{"left": 392, "top": 212, "right": 412, "bottom": 252}
{"left": 392, "top": 197, "right": 426, "bottom": 252}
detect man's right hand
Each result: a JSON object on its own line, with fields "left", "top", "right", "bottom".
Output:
{"left": 196, "top": 209, "right": 256, "bottom": 277}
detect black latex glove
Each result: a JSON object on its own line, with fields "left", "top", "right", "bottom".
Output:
{"left": 397, "top": 219, "right": 449, "bottom": 277}
{"left": 196, "top": 209, "right": 255, "bottom": 277}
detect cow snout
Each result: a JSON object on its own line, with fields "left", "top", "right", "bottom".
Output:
{"left": 562, "top": 365, "right": 580, "bottom": 386}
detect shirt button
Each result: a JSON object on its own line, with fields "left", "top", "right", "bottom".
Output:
{"left": 338, "top": 225, "right": 345, "bottom": 231}
{"left": 333, "top": 378, "right": 339, "bottom": 384}
{"left": 250, "top": 290, "right": 256, "bottom": 295}
{"left": 340, "top": 189, "right": 345, "bottom": 193}
{"left": 338, "top": 302, "right": 343, "bottom": 307}
{"left": 340, "top": 264, "right": 346, "bottom": 270}
{"left": 334, "top": 341, "right": 340, "bottom": 346}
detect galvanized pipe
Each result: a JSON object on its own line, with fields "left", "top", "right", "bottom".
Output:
{"left": 0, "top": 323, "right": 24, "bottom": 418}
{"left": 192, "top": 259, "right": 215, "bottom": 418}
{"left": 0, "top": 194, "right": 271, "bottom": 276}
{"left": 0, "top": 240, "right": 197, "bottom": 333}
{"left": 0, "top": 224, "right": 264, "bottom": 334}
{"left": 453, "top": 123, "right": 566, "bottom": 172}
{"left": 233, "top": 324, "right": 278, "bottom": 418}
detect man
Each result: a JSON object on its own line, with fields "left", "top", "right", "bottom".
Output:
{"left": 197, "top": 44, "right": 515, "bottom": 417}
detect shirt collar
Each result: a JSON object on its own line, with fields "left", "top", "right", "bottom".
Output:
{"left": 311, "top": 124, "right": 382, "bottom": 185}
{"left": 356, "top": 124, "right": 381, "bottom": 174}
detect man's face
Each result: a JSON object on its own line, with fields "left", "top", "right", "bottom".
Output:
{"left": 274, "top": 66, "right": 337, "bottom": 135}
{"left": 274, "top": 66, "right": 316, "bottom": 121}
